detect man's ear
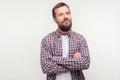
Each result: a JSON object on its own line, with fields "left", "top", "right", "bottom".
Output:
{"left": 53, "top": 18, "right": 57, "bottom": 23}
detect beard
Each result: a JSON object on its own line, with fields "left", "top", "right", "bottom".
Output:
{"left": 58, "top": 21, "right": 72, "bottom": 32}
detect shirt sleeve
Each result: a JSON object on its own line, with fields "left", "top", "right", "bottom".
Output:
{"left": 40, "top": 39, "right": 70, "bottom": 74}
{"left": 54, "top": 37, "right": 90, "bottom": 70}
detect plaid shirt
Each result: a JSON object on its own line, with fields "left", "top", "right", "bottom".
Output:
{"left": 40, "top": 30, "right": 90, "bottom": 80}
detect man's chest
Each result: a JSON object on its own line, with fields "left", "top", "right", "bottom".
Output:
{"left": 50, "top": 38, "right": 80, "bottom": 57}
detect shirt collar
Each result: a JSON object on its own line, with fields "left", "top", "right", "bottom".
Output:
{"left": 55, "top": 29, "right": 73, "bottom": 38}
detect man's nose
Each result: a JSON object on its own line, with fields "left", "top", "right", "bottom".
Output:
{"left": 63, "top": 14, "right": 68, "bottom": 18}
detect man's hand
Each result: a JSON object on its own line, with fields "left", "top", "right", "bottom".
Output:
{"left": 51, "top": 52, "right": 81, "bottom": 61}
{"left": 51, "top": 56, "right": 56, "bottom": 62}
{"left": 73, "top": 52, "right": 82, "bottom": 59}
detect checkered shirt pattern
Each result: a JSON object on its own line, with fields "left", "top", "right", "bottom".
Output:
{"left": 40, "top": 30, "right": 90, "bottom": 80}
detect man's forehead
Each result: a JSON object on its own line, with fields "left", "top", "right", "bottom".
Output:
{"left": 55, "top": 6, "right": 70, "bottom": 13}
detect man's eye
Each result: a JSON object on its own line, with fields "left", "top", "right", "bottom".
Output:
{"left": 66, "top": 12, "right": 70, "bottom": 15}
{"left": 58, "top": 13, "right": 63, "bottom": 16}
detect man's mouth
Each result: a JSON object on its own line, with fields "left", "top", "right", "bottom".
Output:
{"left": 63, "top": 20, "right": 70, "bottom": 24}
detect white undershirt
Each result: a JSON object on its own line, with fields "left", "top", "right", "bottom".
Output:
{"left": 56, "top": 35, "right": 72, "bottom": 80}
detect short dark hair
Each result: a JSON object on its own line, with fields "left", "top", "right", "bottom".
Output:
{"left": 52, "top": 2, "right": 70, "bottom": 18}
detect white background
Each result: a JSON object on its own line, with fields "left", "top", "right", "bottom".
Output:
{"left": 0, "top": 0, "right": 120, "bottom": 80}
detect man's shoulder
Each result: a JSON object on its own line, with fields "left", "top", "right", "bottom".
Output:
{"left": 71, "top": 31, "right": 84, "bottom": 38}
{"left": 41, "top": 31, "right": 56, "bottom": 42}
{"left": 71, "top": 31, "right": 87, "bottom": 44}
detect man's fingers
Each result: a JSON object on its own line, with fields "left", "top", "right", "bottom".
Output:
{"left": 73, "top": 52, "right": 81, "bottom": 58}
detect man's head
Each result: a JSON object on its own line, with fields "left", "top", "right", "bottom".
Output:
{"left": 52, "top": 2, "right": 72, "bottom": 32}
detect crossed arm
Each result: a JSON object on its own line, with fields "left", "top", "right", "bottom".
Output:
{"left": 40, "top": 37, "right": 90, "bottom": 74}
{"left": 40, "top": 40, "right": 70, "bottom": 74}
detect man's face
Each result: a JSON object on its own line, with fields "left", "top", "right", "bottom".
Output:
{"left": 54, "top": 6, "right": 72, "bottom": 32}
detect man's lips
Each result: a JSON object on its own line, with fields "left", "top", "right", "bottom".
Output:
{"left": 63, "top": 20, "right": 70, "bottom": 23}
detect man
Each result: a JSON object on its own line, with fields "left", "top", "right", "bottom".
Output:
{"left": 40, "top": 2, "right": 90, "bottom": 80}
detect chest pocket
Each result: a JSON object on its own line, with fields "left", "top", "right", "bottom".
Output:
{"left": 69, "top": 38, "right": 80, "bottom": 57}
{"left": 51, "top": 39, "right": 62, "bottom": 56}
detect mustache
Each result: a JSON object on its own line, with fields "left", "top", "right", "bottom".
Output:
{"left": 62, "top": 18, "right": 70, "bottom": 23}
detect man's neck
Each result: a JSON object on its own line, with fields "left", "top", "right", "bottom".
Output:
{"left": 57, "top": 29, "right": 70, "bottom": 35}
